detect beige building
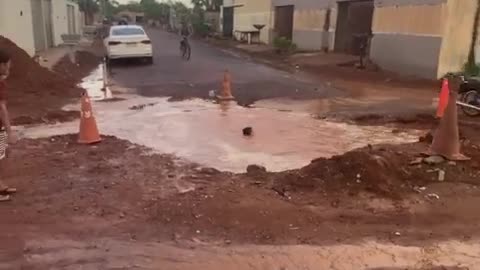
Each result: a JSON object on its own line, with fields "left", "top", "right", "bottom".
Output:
{"left": 0, "top": 0, "right": 82, "bottom": 56}
{"left": 222, "top": 0, "right": 479, "bottom": 79}
{"left": 222, "top": 0, "right": 274, "bottom": 44}
{"left": 370, "top": 0, "right": 478, "bottom": 78}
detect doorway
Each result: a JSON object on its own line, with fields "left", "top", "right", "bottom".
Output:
{"left": 43, "top": 0, "right": 54, "bottom": 48}
{"left": 67, "top": 4, "right": 76, "bottom": 34}
{"left": 223, "top": 6, "right": 234, "bottom": 37}
{"left": 334, "top": 0, "right": 374, "bottom": 55}
{"left": 31, "top": 0, "right": 46, "bottom": 51}
{"left": 274, "top": 5, "right": 294, "bottom": 40}
{"left": 31, "top": 0, "right": 54, "bottom": 52}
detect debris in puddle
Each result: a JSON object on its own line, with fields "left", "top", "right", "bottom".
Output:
{"left": 246, "top": 164, "right": 267, "bottom": 175}
{"left": 423, "top": 155, "right": 445, "bottom": 165}
{"left": 243, "top": 127, "right": 253, "bottom": 136}
{"left": 209, "top": 90, "right": 216, "bottom": 98}
{"left": 413, "top": 186, "right": 427, "bottom": 193}
{"left": 426, "top": 193, "right": 440, "bottom": 200}
{"left": 129, "top": 103, "right": 157, "bottom": 110}
{"left": 409, "top": 157, "right": 423, "bottom": 165}
{"left": 438, "top": 170, "right": 446, "bottom": 182}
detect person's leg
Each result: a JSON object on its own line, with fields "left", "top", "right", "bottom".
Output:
{"left": 0, "top": 131, "right": 13, "bottom": 202}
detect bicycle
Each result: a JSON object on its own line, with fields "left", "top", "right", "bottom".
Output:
{"left": 180, "top": 36, "right": 191, "bottom": 61}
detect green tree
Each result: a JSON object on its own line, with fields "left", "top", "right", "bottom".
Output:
{"left": 75, "top": 0, "right": 99, "bottom": 25}
{"left": 103, "top": 0, "right": 120, "bottom": 19}
{"left": 141, "top": 0, "right": 170, "bottom": 23}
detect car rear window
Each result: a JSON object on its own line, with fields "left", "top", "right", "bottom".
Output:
{"left": 111, "top": 28, "right": 145, "bottom": 36}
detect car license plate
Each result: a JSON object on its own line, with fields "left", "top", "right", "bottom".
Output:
{"left": 126, "top": 42, "right": 137, "bottom": 47}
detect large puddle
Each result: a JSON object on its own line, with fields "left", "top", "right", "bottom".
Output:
{"left": 19, "top": 66, "right": 422, "bottom": 172}
{"left": 23, "top": 97, "right": 421, "bottom": 173}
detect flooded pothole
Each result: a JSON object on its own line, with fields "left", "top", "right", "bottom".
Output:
{"left": 22, "top": 97, "right": 422, "bottom": 173}
{"left": 78, "top": 64, "right": 113, "bottom": 101}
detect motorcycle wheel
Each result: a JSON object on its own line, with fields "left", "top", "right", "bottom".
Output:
{"left": 461, "top": 90, "right": 480, "bottom": 117}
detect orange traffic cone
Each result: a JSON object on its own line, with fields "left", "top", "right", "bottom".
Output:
{"left": 217, "top": 70, "right": 235, "bottom": 100}
{"left": 78, "top": 92, "right": 101, "bottom": 144}
{"left": 426, "top": 90, "right": 469, "bottom": 161}
{"left": 436, "top": 78, "right": 450, "bottom": 118}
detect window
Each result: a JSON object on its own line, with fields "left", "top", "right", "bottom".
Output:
{"left": 111, "top": 28, "right": 145, "bottom": 36}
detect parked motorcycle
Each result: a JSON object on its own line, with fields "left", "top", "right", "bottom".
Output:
{"left": 458, "top": 76, "right": 480, "bottom": 117}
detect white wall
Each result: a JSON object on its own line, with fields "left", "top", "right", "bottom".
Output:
{"left": 0, "top": 0, "right": 36, "bottom": 56}
{"left": 51, "top": 0, "right": 68, "bottom": 46}
{"left": 51, "top": 0, "right": 81, "bottom": 46}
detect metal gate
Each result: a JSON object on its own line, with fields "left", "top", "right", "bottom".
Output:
{"left": 223, "top": 7, "right": 234, "bottom": 37}
{"left": 334, "top": 0, "right": 374, "bottom": 54}
{"left": 31, "top": 0, "right": 46, "bottom": 52}
{"left": 274, "top": 5, "right": 294, "bottom": 40}
{"left": 67, "top": 4, "right": 76, "bottom": 34}
{"left": 43, "top": 0, "right": 54, "bottom": 48}
{"left": 31, "top": 0, "right": 55, "bottom": 52}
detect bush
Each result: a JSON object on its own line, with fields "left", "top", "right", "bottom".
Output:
{"left": 193, "top": 22, "right": 211, "bottom": 38}
{"left": 463, "top": 61, "right": 480, "bottom": 77}
{"left": 273, "top": 37, "right": 297, "bottom": 54}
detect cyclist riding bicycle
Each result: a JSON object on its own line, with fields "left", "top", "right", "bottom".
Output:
{"left": 179, "top": 23, "right": 193, "bottom": 49}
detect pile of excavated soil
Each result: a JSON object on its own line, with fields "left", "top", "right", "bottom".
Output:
{"left": 0, "top": 36, "right": 100, "bottom": 125}
{"left": 53, "top": 51, "right": 101, "bottom": 82}
{"left": 3, "top": 134, "right": 480, "bottom": 249}
{"left": 0, "top": 37, "right": 72, "bottom": 91}
{"left": 269, "top": 140, "right": 480, "bottom": 200}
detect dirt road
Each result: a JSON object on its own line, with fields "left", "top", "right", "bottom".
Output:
{"left": 1, "top": 30, "right": 479, "bottom": 269}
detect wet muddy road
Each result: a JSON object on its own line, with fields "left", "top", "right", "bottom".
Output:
{"left": 109, "top": 29, "right": 339, "bottom": 106}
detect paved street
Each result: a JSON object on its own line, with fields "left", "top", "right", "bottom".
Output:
{"left": 2, "top": 3, "right": 480, "bottom": 269}
{"left": 110, "top": 29, "right": 339, "bottom": 106}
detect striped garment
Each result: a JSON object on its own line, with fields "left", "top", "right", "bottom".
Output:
{"left": 0, "top": 131, "right": 6, "bottom": 160}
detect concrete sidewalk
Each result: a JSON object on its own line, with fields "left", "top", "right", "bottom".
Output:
{"left": 37, "top": 39, "right": 95, "bottom": 70}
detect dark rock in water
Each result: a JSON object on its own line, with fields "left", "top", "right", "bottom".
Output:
{"left": 419, "top": 130, "right": 434, "bottom": 143}
{"left": 246, "top": 164, "right": 267, "bottom": 175}
{"left": 198, "top": 167, "right": 221, "bottom": 175}
{"left": 243, "top": 127, "right": 253, "bottom": 136}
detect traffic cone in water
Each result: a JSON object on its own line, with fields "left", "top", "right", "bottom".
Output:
{"left": 426, "top": 88, "right": 469, "bottom": 161}
{"left": 217, "top": 70, "right": 235, "bottom": 100}
{"left": 436, "top": 78, "right": 450, "bottom": 118}
{"left": 78, "top": 92, "right": 101, "bottom": 144}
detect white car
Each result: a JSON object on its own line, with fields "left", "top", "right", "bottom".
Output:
{"left": 104, "top": 25, "right": 153, "bottom": 64}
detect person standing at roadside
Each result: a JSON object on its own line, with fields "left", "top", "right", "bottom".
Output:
{"left": 0, "top": 49, "right": 18, "bottom": 202}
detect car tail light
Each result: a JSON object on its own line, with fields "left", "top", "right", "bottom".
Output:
{"left": 108, "top": 41, "right": 122, "bottom": 46}
{"left": 141, "top": 40, "right": 151, "bottom": 44}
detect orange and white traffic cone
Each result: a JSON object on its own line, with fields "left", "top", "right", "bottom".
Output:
{"left": 436, "top": 78, "right": 450, "bottom": 118}
{"left": 217, "top": 70, "right": 235, "bottom": 101}
{"left": 426, "top": 84, "right": 469, "bottom": 161}
{"left": 78, "top": 92, "right": 101, "bottom": 144}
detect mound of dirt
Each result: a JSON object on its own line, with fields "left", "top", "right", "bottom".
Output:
{"left": 0, "top": 36, "right": 72, "bottom": 91}
{"left": 53, "top": 51, "right": 101, "bottom": 82}
{"left": 0, "top": 36, "right": 100, "bottom": 125}
{"left": 270, "top": 140, "right": 480, "bottom": 199}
